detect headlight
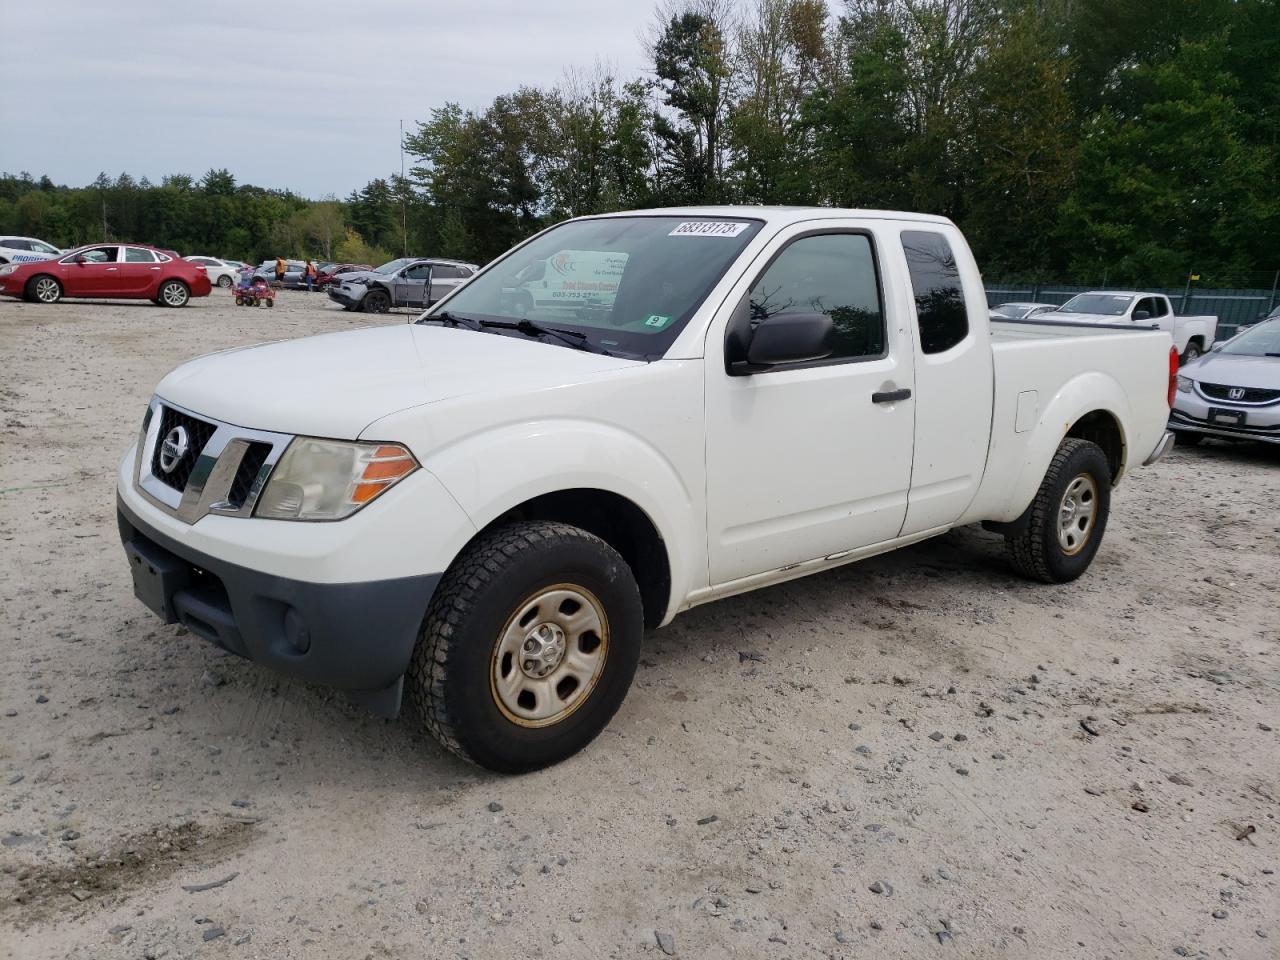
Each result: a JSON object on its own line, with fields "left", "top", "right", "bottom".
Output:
{"left": 0, "top": 264, "right": 16, "bottom": 277}
{"left": 1176, "top": 375, "right": 1194, "bottom": 393}
{"left": 255, "top": 438, "right": 417, "bottom": 521}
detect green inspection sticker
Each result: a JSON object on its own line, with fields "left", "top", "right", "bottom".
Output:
{"left": 644, "top": 314, "right": 673, "bottom": 329}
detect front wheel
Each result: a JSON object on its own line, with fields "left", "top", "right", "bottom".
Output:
{"left": 1005, "top": 438, "right": 1111, "bottom": 583}
{"left": 408, "top": 521, "right": 643, "bottom": 773}
{"left": 158, "top": 280, "right": 190, "bottom": 308}
{"left": 27, "top": 275, "right": 62, "bottom": 304}
{"left": 363, "top": 289, "right": 390, "bottom": 314}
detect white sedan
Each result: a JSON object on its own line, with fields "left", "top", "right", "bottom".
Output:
{"left": 182, "top": 255, "right": 241, "bottom": 288}
{"left": 0, "top": 235, "right": 62, "bottom": 264}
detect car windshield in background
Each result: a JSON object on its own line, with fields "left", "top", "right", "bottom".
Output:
{"left": 1221, "top": 318, "right": 1280, "bottom": 357}
{"left": 374, "top": 258, "right": 414, "bottom": 275}
{"left": 421, "top": 215, "right": 763, "bottom": 359}
{"left": 1060, "top": 294, "right": 1133, "bottom": 315}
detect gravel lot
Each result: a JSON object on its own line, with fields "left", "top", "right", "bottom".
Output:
{"left": 1, "top": 289, "right": 1277, "bottom": 959}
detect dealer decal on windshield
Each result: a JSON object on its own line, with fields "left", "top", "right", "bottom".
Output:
{"left": 669, "top": 221, "right": 751, "bottom": 238}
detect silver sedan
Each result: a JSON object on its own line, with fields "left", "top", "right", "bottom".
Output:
{"left": 1170, "top": 317, "right": 1280, "bottom": 445}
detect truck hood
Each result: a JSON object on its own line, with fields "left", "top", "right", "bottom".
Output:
{"left": 1183, "top": 352, "right": 1280, "bottom": 390}
{"left": 155, "top": 323, "right": 642, "bottom": 438}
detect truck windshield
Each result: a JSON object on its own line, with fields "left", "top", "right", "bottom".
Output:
{"left": 1221, "top": 318, "right": 1280, "bottom": 357}
{"left": 1059, "top": 294, "right": 1133, "bottom": 316}
{"left": 420, "top": 215, "right": 764, "bottom": 359}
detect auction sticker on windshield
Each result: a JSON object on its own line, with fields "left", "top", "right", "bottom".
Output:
{"left": 669, "top": 221, "right": 751, "bottom": 238}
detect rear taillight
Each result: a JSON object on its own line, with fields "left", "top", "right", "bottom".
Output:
{"left": 1167, "top": 346, "right": 1179, "bottom": 407}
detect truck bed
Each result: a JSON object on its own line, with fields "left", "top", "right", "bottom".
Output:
{"left": 958, "top": 319, "right": 1173, "bottom": 525}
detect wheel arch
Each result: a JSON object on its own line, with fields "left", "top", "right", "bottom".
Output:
{"left": 465, "top": 488, "right": 672, "bottom": 630}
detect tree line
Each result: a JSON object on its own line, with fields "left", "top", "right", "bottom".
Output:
{"left": 2, "top": 0, "right": 1276, "bottom": 286}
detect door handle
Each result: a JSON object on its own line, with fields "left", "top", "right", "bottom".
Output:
{"left": 106, "top": 267, "right": 118, "bottom": 271}
{"left": 872, "top": 388, "right": 912, "bottom": 404}
{"left": 149, "top": 266, "right": 161, "bottom": 271}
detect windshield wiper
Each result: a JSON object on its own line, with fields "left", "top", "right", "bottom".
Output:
{"left": 480, "top": 317, "right": 613, "bottom": 355}
{"left": 420, "top": 310, "right": 482, "bottom": 331}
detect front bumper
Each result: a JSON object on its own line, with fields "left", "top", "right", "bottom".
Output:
{"left": 117, "top": 497, "right": 439, "bottom": 716}
{"left": 327, "top": 285, "right": 363, "bottom": 308}
{"left": 1170, "top": 387, "right": 1280, "bottom": 445}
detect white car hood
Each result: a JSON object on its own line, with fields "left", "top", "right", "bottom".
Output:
{"left": 155, "top": 323, "right": 641, "bottom": 438}
{"left": 1184, "top": 352, "right": 1280, "bottom": 390}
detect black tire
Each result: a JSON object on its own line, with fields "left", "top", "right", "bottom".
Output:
{"left": 158, "top": 279, "right": 190, "bottom": 308}
{"left": 234, "top": 296, "right": 244, "bottom": 306}
{"left": 363, "top": 289, "right": 390, "bottom": 314}
{"left": 1181, "top": 342, "right": 1202, "bottom": 364}
{"left": 217, "top": 274, "right": 233, "bottom": 288}
{"left": 408, "top": 521, "right": 644, "bottom": 773}
{"left": 1005, "top": 438, "right": 1111, "bottom": 584}
{"left": 267, "top": 298, "right": 274, "bottom": 308}
{"left": 26, "top": 274, "right": 62, "bottom": 304}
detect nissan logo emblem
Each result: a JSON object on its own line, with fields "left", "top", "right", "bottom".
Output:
{"left": 1228, "top": 387, "right": 1246, "bottom": 400}
{"left": 159, "top": 425, "right": 190, "bottom": 474}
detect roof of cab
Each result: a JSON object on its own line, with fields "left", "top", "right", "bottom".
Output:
{"left": 592, "top": 205, "right": 955, "bottom": 226}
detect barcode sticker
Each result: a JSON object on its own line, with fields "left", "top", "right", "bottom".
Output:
{"left": 669, "top": 221, "right": 751, "bottom": 238}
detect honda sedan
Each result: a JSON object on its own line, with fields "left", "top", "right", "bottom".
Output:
{"left": 1171, "top": 317, "right": 1280, "bottom": 445}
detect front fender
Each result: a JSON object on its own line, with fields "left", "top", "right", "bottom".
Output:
{"left": 973, "top": 371, "right": 1133, "bottom": 525}
{"left": 418, "top": 419, "right": 700, "bottom": 625}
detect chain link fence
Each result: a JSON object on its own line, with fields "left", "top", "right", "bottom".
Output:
{"left": 985, "top": 278, "right": 1280, "bottom": 340}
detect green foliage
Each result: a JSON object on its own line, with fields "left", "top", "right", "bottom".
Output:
{"left": 2, "top": 0, "right": 1277, "bottom": 281}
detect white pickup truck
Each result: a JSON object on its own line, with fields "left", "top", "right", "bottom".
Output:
{"left": 117, "top": 207, "right": 1177, "bottom": 772}
{"left": 1049, "top": 291, "right": 1218, "bottom": 363}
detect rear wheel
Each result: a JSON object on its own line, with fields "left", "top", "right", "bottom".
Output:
{"left": 408, "top": 521, "right": 643, "bottom": 773}
{"left": 27, "top": 275, "right": 62, "bottom": 304}
{"left": 1181, "top": 342, "right": 1202, "bottom": 364}
{"left": 1005, "top": 438, "right": 1111, "bottom": 583}
{"left": 217, "top": 274, "right": 233, "bottom": 288}
{"left": 363, "top": 289, "right": 390, "bottom": 314}
{"left": 158, "top": 280, "right": 190, "bottom": 308}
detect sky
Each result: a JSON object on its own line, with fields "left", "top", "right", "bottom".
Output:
{"left": 0, "top": 0, "right": 657, "bottom": 198}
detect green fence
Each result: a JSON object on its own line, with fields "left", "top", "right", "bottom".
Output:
{"left": 985, "top": 282, "right": 1280, "bottom": 340}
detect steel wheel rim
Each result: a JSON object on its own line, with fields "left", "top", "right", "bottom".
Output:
{"left": 35, "top": 278, "right": 58, "bottom": 302}
{"left": 162, "top": 283, "right": 187, "bottom": 306}
{"left": 490, "top": 583, "right": 609, "bottom": 728}
{"left": 218, "top": 275, "right": 232, "bottom": 287}
{"left": 1057, "top": 473, "right": 1098, "bottom": 555}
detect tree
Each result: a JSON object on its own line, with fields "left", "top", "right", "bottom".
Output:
{"left": 334, "top": 228, "right": 391, "bottom": 267}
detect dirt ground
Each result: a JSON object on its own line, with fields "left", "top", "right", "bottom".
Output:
{"left": 0, "top": 289, "right": 1277, "bottom": 960}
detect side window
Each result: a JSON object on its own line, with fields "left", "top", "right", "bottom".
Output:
{"left": 1150, "top": 297, "right": 1169, "bottom": 318}
{"left": 433, "top": 265, "right": 461, "bottom": 279}
{"left": 747, "top": 232, "right": 885, "bottom": 361}
{"left": 3, "top": 239, "right": 30, "bottom": 251}
{"left": 33, "top": 241, "right": 60, "bottom": 254}
{"left": 72, "top": 246, "right": 119, "bottom": 263}
{"left": 902, "top": 231, "right": 968, "bottom": 354}
{"left": 124, "top": 248, "right": 156, "bottom": 263}
{"left": 404, "top": 263, "right": 432, "bottom": 281}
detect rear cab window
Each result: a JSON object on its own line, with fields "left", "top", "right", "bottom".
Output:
{"left": 902, "top": 230, "right": 969, "bottom": 354}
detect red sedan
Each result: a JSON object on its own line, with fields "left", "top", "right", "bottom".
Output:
{"left": 0, "top": 243, "right": 212, "bottom": 307}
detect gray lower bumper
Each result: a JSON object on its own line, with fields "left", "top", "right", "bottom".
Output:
{"left": 117, "top": 498, "right": 439, "bottom": 716}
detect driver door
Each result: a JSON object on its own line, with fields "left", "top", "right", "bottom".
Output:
{"left": 393, "top": 262, "right": 432, "bottom": 308}
{"left": 62, "top": 246, "right": 121, "bottom": 296}
{"left": 703, "top": 225, "right": 916, "bottom": 585}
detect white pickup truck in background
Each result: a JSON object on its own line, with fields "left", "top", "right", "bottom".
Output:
{"left": 116, "top": 207, "right": 1178, "bottom": 772}
{"left": 1047, "top": 290, "right": 1218, "bottom": 363}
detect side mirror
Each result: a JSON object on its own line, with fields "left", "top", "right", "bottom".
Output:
{"left": 1132, "top": 309, "right": 1150, "bottom": 321}
{"left": 743, "top": 312, "right": 834, "bottom": 369}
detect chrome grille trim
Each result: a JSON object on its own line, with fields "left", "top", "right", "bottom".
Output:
{"left": 135, "top": 397, "right": 293, "bottom": 524}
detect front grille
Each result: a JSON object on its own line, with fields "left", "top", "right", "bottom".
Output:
{"left": 1198, "top": 382, "right": 1280, "bottom": 404}
{"left": 150, "top": 406, "right": 217, "bottom": 493}
{"left": 227, "top": 441, "right": 272, "bottom": 508}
